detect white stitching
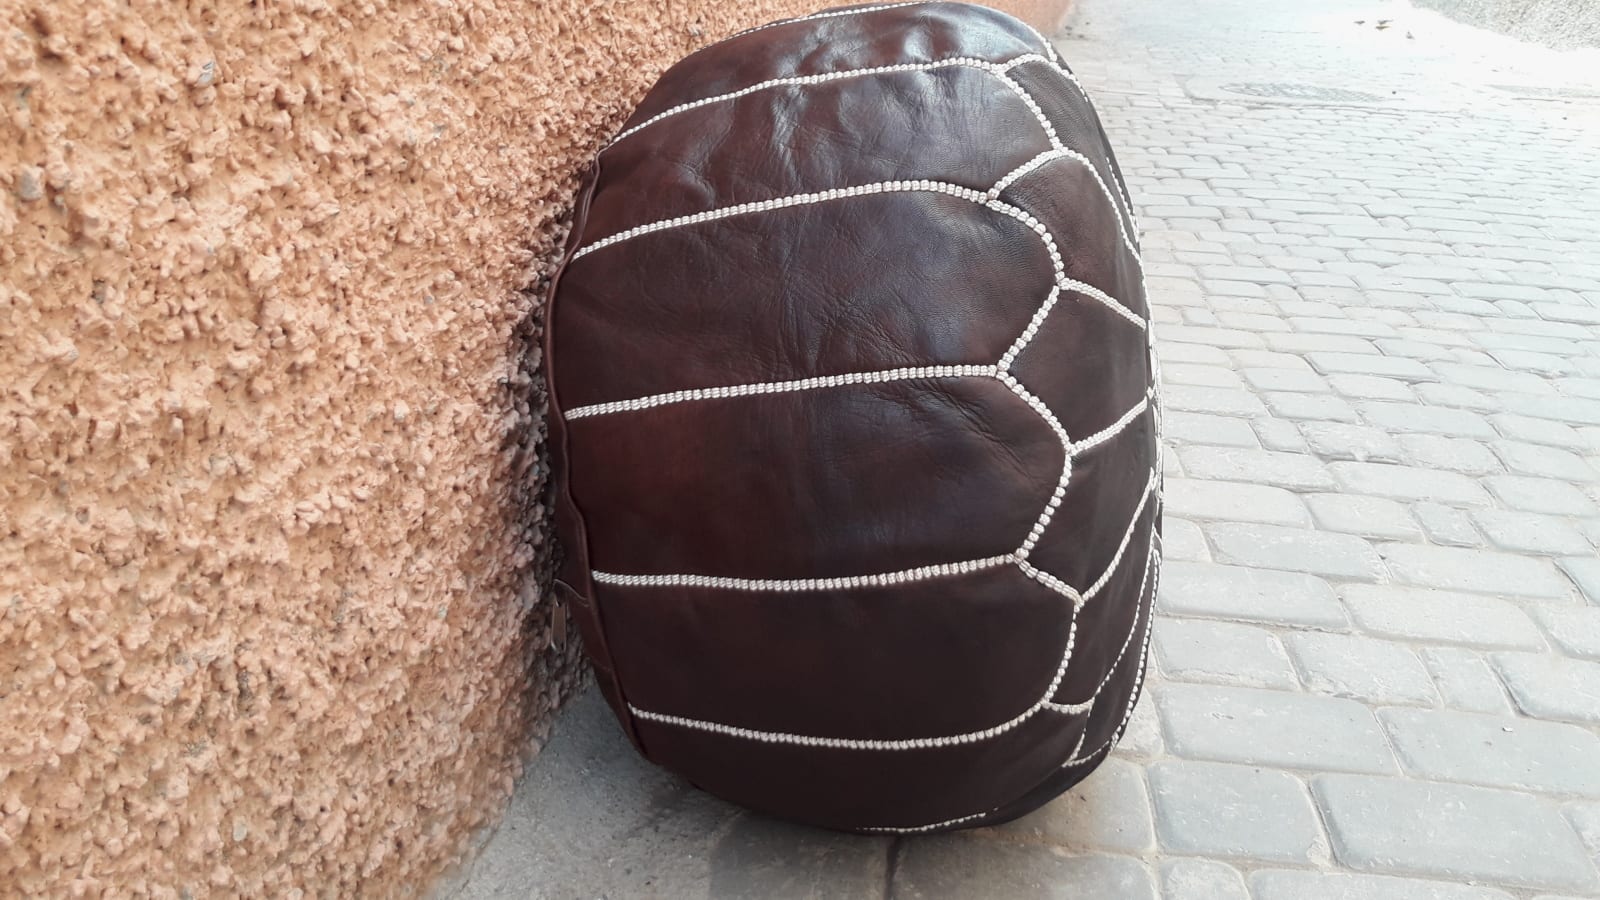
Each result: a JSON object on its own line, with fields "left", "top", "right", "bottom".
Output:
{"left": 607, "top": 56, "right": 990, "bottom": 148}
{"left": 723, "top": 1, "right": 932, "bottom": 44}
{"left": 1044, "top": 531, "right": 1156, "bottom": 715}
{"left": 988, "top": 146, "right": 1144, "bottom": 269}
{"left": 620, "top": 469, "right": 1156, "bottom": 750}
{"left": 594, "top": 553, "right": 1016, "bottom": 592}
{"left": 860, "top": 809, "right": 990, "bottom": 834}
{"left": 564, "top": 364, "right": 998, "bottom": 420}
{"left": 1060, "top": 535, "right": 1160, "bottom": 767}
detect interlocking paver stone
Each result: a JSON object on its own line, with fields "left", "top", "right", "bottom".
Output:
{"left": 1306, "top": 494, "right": 1421, "bottom": 541}
{"left": 1250, "top": 870, "right": 1515, "bottom": 900}
{"left": 1566, "top": 803, "right": 1600, "bottom": 861}
{"left": 892, "top": 840, "right": 1157, "bottom": 900}
{"left": 990, "top": 758, "right": 1155, "bottom": 854}
{"left": 1493, "top": 653, "right": 1600, "bottom": 725}
{"left": 1411, "top": 502, "right": 1483, "bottom": 548}
{"left": 1559, "top": 557, "right": 1600, "bottom": 605}
{"left": 1161, "top": 859, "right": 1248, "bottom": 900}
{"left": 1286, "top": 633, "right": 1437, "bottom": 706}
{"left": 1148, "top": 761, "right": 1326, "bottom": 864}
{"left": 1307, "top": 353, "right": 1434, "bottom": 381}
{"left": 1470, "top": 509, "right": 1593, "bottom": 556}
{"left": 1421, "top": 647, "right": 1514, "bottom": 715}
{"left": 1359, "top": 402, "right": 1497, "bottom": 439}
{"left": 1300, "top": 423, "right": 1404, "bottom": 463}
{"left": 1395, "top": 435, "right": 1502, "bottom": 476}
{"left": 1167, "top": 411, "right": 1261, "bottom": 448}
{"left": 1339, "top": 585, "right": 1543, "bottom": 650}
{"left": 1180, "top": 447, "right": 1335, "bottom": 490}
{"left": 1378, "top": 544, "right": 1571, "bottom": 599}
{"left": 1486, "top": 475, "right": 1600, "bottom": 516}
{"left": 1153, "top": 618, "right": 1297, "bottom": 689}
{"left": 1164, "top": 478, "right": 1309, "bottom": 526}
{"left": 1166, "top": 385, "right": 1269, "bottom": 416}
{"left": 1328, "top": 374, "right": 1416, "bottom": 401}
{"left": 1206, "top": 523, "right": 1386, "bottom": 581}
{"left": 1492, "top": 441, "right": 1600, "bottom": 481}
{"left": 1313, "top": 775, "right": 1599, "bottom": 892}
{"left": 1157, "top": 561, "right": 1347, "bottom": 628}
{"left": 1382, "top": 707, "right": 1600, "bottom": 797}
{"left": 1330, "top": 463, "right": 1491, "bottom": 506}
{"left": 1162, "top": 517, "right": 1210, "bottom": 562}
{"left": 1263, "top": 391, "right": 1359, "bottom": 422}
{"left": 709, "top": 815, "right": 892, "bottom": 898}
{"left": 1157, "top": 683, "right": 1394, "bottom": 774}
{"left": 1528, "top": 606, "right": 1600, "bottom": 660}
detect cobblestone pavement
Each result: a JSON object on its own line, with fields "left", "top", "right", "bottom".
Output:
{"left": 451, "top": 0, "right": 1600, "bottom": 896}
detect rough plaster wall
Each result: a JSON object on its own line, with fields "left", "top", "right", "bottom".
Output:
{"left": 0, "top": 0, "right": 1065, "bottom": 895}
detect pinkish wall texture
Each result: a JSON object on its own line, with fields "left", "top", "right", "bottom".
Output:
{"left": 0, "top": 0, "right": 1066, "bottom": 894}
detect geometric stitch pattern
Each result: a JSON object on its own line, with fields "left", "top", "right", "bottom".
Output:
{"left": 557, "top": 1, "right": 1160, "bottom": 832}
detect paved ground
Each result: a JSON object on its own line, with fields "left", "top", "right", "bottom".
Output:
{"left": 450, "top": 0, "right": 1600, "bottom": 896}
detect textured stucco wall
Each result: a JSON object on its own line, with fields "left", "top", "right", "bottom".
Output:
{"left": 0, "top": 0, "right": 1065, "bottom": 895}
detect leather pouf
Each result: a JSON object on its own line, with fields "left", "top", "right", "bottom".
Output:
{"left": 543, "top": 0, "right": 1161, "bottom": 833}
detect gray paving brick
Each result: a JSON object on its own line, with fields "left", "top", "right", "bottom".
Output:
{"left": 1163, "top": 517, "right": 1211, "bottom": 562}
{"left": 1330, "top": 463, "right": 1491, "bottom": 506}
{"left": 1380, "top": 707, "right": 1600, "bottom": 796}
{"left": 1313, "top": 775, "right": 1599, "bottom": 892}
{"left": 1161, "top": 342, "right": 1232, "bottom": 366}
{"left": 1158, "top": 683, "right": 1395, "bottom": 774}
{"left": 1165, "top": 385, "right": 1269, "bottom": 417}
{"left": 1243, "top": 367, "right": 1330, "bottom": 393}
{"left": 709, "top": 815, "right": 889, "bottom": 898}
{"left": 1493, "top": 653, "right": 1600, "bottom": 725}
{"left": 1379, "top": 544, "right": 1571, "bottom": 599}
{"left": 892, "top": 839, "right": 1157, "bottom": 900}
{"left": 1206, "top": 523, "right": 1386, "bottom": 581}
{"left": 1471, "top": 509, "right": 1593, "bottom": 556}
{"left": 1231, "top": 350, "right": 1314, "bottom": 371}
{"left": 1529, "top": 606, "right": 1600, "bottom": 660}
{"left": 1161, "top": 326, "right": 1266, "bottom": 350}
{"left": 990, "top": 758, "right": 1155, "bottom": 854}
{"left": 1154, "top": 618, "right": 1297, "bottom": 689}
{"left": 1328, "top": 374, "right": 1417, "bottom": 401}
{"left": 1180, "top": 447, "right": 1335, "bottom": 490}
{"left": 1413, "top": 502, "right": 1483, "bottom": 547}
{"left": 1506, "top": 394, "right": 1600, "bottom": 427}
{"left": 1161, "top": 859, "right": 1248, "bottom": 900}
{"left": 1164, "top": 363, "right": 1246, "bottom": 389}
{"left": 1253, "top": 419, "right": 1312, "bottom": 456}
{"left": 1491, "top": 414, "right": 1589, "bottom": 450}
{"left": 1430, "top": 364, "right": 1556, "bottom": 395}
{"left": 1166, "top": 412, "right": 1262, "bottom": 448}
{"left": 1148, "top": 761, "right": 1326, "bottom": 864}
{"left": 1306, "top": 494, "right": 1421, "bottom": 540}
{"left": 1263, "top": 392, "right": 1359, "bottom": 422}
{"left": 1566, "top": 803, "right": 1600, "bottom": 862}
{"left": 1250, "top": 870, "right": 1515, "bottom": 900}
{"left": 1414, "top": 382, "right": 1498, "bottom": 412}
{"left": 1394, "top": 434, "right": 1502, "bottom": 475}
{"left": 1300, "top": 423, "right": 1404, "bottom": 463}
{"left": 1286, "top": 633, "right": 1437, "bottom": 706}
{"left": 1157, "top": 561, "right": 1347, "bottom": 629}
{"left": 1492, "top": 441, "right": 1600, "bottom": 481}
{"left": 1559, "top": 557, "right": 1600, "bottom": 604}
{"left": 1341, "top": 585, "right": 1544, "bottom": 650}
{"left": 1485, "top": 476, "right": 1599, "bottom": 516}
{"left": 1359, "top": 402, "right": 1497, "bottom": 439}
{"left": 1307, "top": 353, "right": 1436, "bottom": 381}
{"left": 1164, "top": 478, "right": 1309, "bottom": 526}
{"left": 1269, "top": 335, "right": 1380, "bottom": 356}
{"left": 1423, "top": 647, "right": 1514, "bottom": 715}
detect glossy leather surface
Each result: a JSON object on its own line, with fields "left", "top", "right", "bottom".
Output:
{"left": 543, "top": 0, "right": 1160, "bottom": 833}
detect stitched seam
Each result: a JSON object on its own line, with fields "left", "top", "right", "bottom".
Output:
{"left": 1043, "top": 532, "right": 1157, "bottom": 714}
{"left": 593, "top": 553, "right": 1016, "bottom": 592}
{"left": 620, "top": 470, "right": 1157, "bottom": 750}
{"left": 565, "top": 364, "right": 997, "bottom": 420}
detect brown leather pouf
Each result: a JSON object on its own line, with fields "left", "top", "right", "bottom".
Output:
{"left": 543, "top": 1, "right": 1161, "bottom": 833}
